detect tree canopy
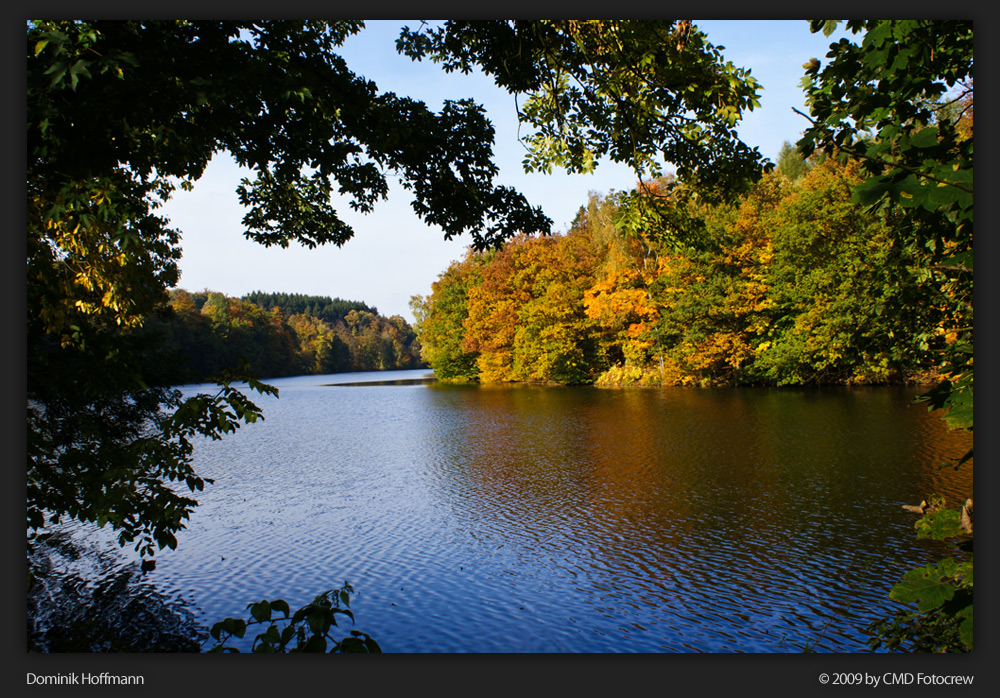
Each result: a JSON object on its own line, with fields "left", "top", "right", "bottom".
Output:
{"left": 415, "top": 159, "right": 946, "bottom": 389}
{"left": 398, "top": 21, "right": 769, "bottom": 194}
{"left": 796, "top": 19, "right": 973, "bottom": 652}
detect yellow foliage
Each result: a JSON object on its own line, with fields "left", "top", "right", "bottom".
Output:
{"left": 594, "top": 356, "right": 687, "bottom": 386}
{"left": 476, "top": 346, "right": 513, "bottom": 382}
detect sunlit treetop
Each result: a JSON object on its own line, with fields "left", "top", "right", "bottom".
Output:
{"left": 398, "top": 20, "right": 773, "bottom": 199}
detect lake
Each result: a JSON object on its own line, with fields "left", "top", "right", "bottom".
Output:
{"left": 146, "top": 369, "right": 971, "bottom": 652}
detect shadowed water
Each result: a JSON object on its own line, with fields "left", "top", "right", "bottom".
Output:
{"left": 87, "top": 370, "right": 976, "bottom": 652}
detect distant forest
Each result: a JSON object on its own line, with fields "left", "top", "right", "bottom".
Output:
{"left": 142, "top": 290, "right": 424, "bottom": 385}
{"left": 242, "top": 292, "right": 377, "bottom": 325}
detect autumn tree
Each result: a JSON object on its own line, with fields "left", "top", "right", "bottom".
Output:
{"left": 286, "top": 313, "right": 343, "bottom": 375}
{"left": 418, "top": 160, "right": 943, "bottom": 390}
{"left": 648, "top": 174, "right": 782, "bottom": 385}
{"left": 411, "top": 254, "right": 483, "bottom": 381}
{"left": 509, "top": 232, "right": 600, "bottom": 384}
{"left": 577, "top": 192, "right": 664, "bottom": 383}
{"left": 461, "top": 242, "right": 525, "bottom": 382}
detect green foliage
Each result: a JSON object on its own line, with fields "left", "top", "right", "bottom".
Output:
{"left": 915, "top": 363, "right": 973, "bottom": 432}
{"left": 399, "top": 20, "right": 773, "bottom": 247}
{"left": 31, "top": 20, "right": 551, "bottom": 252}
{"left": 414, "top": 254, "right": 483, "bottom": 380}
{"left": 872, "top": 494, "right": 973, "bottom": 652}
{"left": 146, "top": 290, "right": 423, "bottom": 383}
{"left": 867, "top": 507, "right": 973, "bottom": 653}
{"left": 798, "top": 21, "right": 972, "bottom": 223}
{"left": 867, "top": 606, "right": 970, "bottom": 653}
{"left": 891, "top": 556, "right": 971, "bottom": 614}
{"left": 756, "top": 160, "right": 933, "bottom": 385}
{"left": 399, "top": 21, "right": 770, "bottom": 199}
{"left": 207, "top": 583, "right": 381, "bottom": 653}
{"left": 28, "top": 362, "right": 276, "bottom": 567}
{"left": 796, "top": 20, "right": 972, "bottom": 393}
{"left": 796, "top": 20, "right": 973, "bottom": 652}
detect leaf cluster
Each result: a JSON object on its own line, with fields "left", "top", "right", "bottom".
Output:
{"left": 398, "top": 20, "right": 772, "bottom": 198}
{"left": 868, "top": 545, "right": 973, "bottom": 651}
{"left": 28, "top": 362, "right": 276, "bottom": 567}
{"left": 208, "top": 584, "right": 381, "bottom": 653}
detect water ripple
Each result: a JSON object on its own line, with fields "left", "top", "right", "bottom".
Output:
{"left": 59, "top": 374, "right": 973, "bottom": 653}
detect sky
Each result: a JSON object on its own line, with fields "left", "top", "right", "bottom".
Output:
{"left": 161, "top": 20, "right": 851, "bottom": 323}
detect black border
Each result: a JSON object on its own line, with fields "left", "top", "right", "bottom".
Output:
{"left": 13, "top": 4, "right": 993, "bottom": 696}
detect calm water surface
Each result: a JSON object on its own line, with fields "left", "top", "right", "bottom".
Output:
{"left": 146, "top": 369, "right": 971, "bottom": 652}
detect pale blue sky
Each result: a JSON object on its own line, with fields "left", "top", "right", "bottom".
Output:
{"left": 162, "top": 20, "right": 850, "bottom": 322}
